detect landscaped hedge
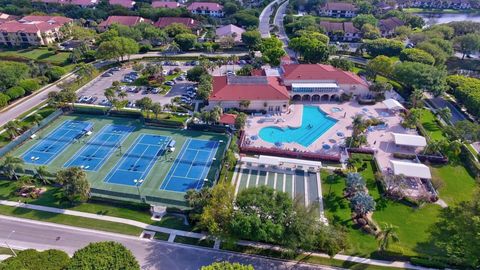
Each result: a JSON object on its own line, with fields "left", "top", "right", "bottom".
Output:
{"left": 73, "top": 105, "right": 108, "bottom": 115}
{"left": 410, "top": 257, "right": 449, "bottom": 269}
{"left": 145, "top": 118, "right": 184, "bottom": 128}
{"left": 446, "top": 75, "right": 480, "bottom": 118}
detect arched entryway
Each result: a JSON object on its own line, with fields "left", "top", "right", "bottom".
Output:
{"left": 321, "top": 94, "right": 330, "bottom": 101}
{"left": 302, "top": 95, "right": 311, "bottom": 101}
{"left": 330, "top": 94, "right": 340, "bottom": 102}
{"left": 312, "top": 94, "right": 320, "bottom": 102}
{"left": 292, "top": 94, "right": 301, "bottom": 101}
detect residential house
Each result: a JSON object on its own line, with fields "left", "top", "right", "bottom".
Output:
{"left": 32, "top": 0, "right": 98, "bottom": 7}
{"left": 0, "top": 15, "right": 73, "bottom": 46}
{"left": 319, "top": 21, "right": 361, "bottom": 42}
{"left": 152, "top": 1, "right": 184, "bottom": 8}
{"left": 319, "top": 2, "right": 357, "bottom": 18}
{"left": 378, "top": 17, "right": 404, "bottom": 37}
{"left": 98, "top": 16, "right": 151, "bottom": 31}
{"left": 154, "top": 17, "right": 199, "bottom": 34}
{"left": 209, "top": 76, "right": 290, "bottom": 112}
{"left": 218, "top": 113, "right": 238, "bottom": 128}
{"left": 280, "top": 64, "right": 369, "bottom": 101}
{"left": 215, "top": 24, "right": 245, "bottom": 43}
{"left": 187, "top": 2, "right": 224, "bottom": 17}
{"left": 109, "top": 0, "right": 136, "bottom": 9}
{"left": 397, "top": 0, "right": 473, "bottom": 9}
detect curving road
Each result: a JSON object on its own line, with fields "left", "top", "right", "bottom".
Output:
{"left": 273, "top": 0, "right": 296, "bottom": 60}
{"left": 0, "top": 215, "right": 335, "bottom": 270}
{"left": 259, "top": 0, "right": 283, "bottom": 38}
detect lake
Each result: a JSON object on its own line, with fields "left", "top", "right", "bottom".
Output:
{"left": 415, "top": 12, "right": 480, "bottom": 26}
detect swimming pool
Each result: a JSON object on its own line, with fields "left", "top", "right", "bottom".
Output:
{"left": 259, "top": 106, "right": 337, "bottom": 147}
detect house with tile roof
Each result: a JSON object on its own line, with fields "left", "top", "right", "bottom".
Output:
{"left": 319, "top": 2, "right": 358, "bottom": 18}
{"left": 109, "top": 0, "right": 136, "bottom": 9}
{"left": 0, "top": 15, "right": 72, "bottom": 46}
{"left": 152, "top": 1, "right": 184, "bottom": 8}
{"left": 281, "top": 64, "right": 369, "bottom": 102}
{"left": 396, "top": 0, "right": 473, "bottom": 9}
{"left": 0, "top": 13, "right": 18, "bottom": 25}
{"left": 320, "top": 21, "right": 361, "bottom": 42}
{"left": 32, "top": 0, "right": 98, "bottom": 7}
{"left": 98, "top": 16, "right": 151, "bottom": 31}
{"left": 154, "top": 17, "right": 199, "bottom": 34}
{"left": 378, "top": 17, "right": 405, "bottom": 37}
{"left": 215, "top": 24, "right": 245, "bottom": 43}
{"left": 209, "top": 76, "right": 290, "bottom": 112}
{"left": 188, "top": 2, "right": 224, "bottom": 17}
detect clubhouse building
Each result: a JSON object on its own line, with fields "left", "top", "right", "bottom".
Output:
{"left": 208, "top": 64, "right": 369, "bottom": 112}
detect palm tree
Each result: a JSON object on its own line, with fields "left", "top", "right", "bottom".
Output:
{"left": 0, "top": 155, "right": 24, "bottom": 180}
{"left": 4, "top": 120, "right": 22, "bottom": 139}
{"left": 151, "top": 103, "right": 163, "bottom": 119}
{"left": 409, "top": 89, "right": 424, "bottom": 108}
{"left": 437, "top": 107, "right": 452, "bottom": 123}
{"left": 230, "top": 55, "right": 239, "bottom": 72}
{"left": 376, "top": 223, "right": 399, "bottom": 252}
{"left": 76, "top": 63, "right": 95, "bottom": 79}
{"left": 239, "top": 100, "right": 251, "bottom": 109}
{"left": 104, "top": 88, "right": 115, "bottom": 102}
{"left": 168, "top": 41, "right": 180, "bottom": 54}
{"left": 30, "top": 113, "right": 43, "bottom": 126}
{"left": 35, "top": 166, "right": 52, "bottom": 185}
{"left": 448, "top": 140, "right": 462, "bottom": 157}
{"left": 117, "top": 91, "right": 128, "bottom": 100}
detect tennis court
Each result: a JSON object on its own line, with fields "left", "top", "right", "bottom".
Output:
{"left": 64, "top": 124, "right": 134, "bottom": 171}
{"left": 160, "top": 138, "right": 219, "bottom": 192}
{"left": 104, "top": 134, "right": 171, "bottom": 186}
{"left": 22, "top": 120, "right": 92, "bottom": 165}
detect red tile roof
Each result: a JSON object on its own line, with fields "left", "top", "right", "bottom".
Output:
{"left": 323, "top": 2, "right": 357, "bottom": 11}
{"left": 152, "top": 1, "right": 183, "bottom": 8}
{"left": 219, "top": 113, "right": 237, "bottom": 125}
{"left": 187, "top": 2, "right": 223, "bottom": 11}
{"left": 154, "top": 17, "right": 198, "bottom": 29}
{"left": 282, "top": 64, "right": 367, "bottom": 86}
{"left": 20, "top": 15, "right": 72, "bottom": 25}
{"left": 98, "top": 16, "right": 148, "bottom": 28}
{"left": 32, "top": 0, "right": 98, "bottom": 6}
{"left": 211, "top": 76, "right": 290, "bottom": 101}
{"left": 0, "top": 13, "right": 18, "bottom": 24}
{"left": 109, "top": 0, "right": 135, "bottom": 8}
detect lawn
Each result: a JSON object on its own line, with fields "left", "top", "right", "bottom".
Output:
{"left": 0, "top": 48, "right": 71, "bottom": 66}
{"left": 431, "top": 164, "right": 477, "bottom": 205}
{"left": 419, "top": 109, "right": 445, "bottom": 141}
{"left": 0, "top": 180, "right": 195, "bottom": 232}
{"left": 0, "top": 205, "right": 143, "bottom": 236}
{"left": 321, "top": 158, "right": 452, "bottom": 259}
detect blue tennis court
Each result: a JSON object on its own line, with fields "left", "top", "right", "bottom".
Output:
{"left": 63, "top": 124, "right": 134, "bottom": 171}
{"left": 104, "top": 134, "right": 171, "bottom": 186}
{"left": 160, "top": 138, "right": 219, "bottom": 192}
{"left": 22, "top": 120, "right": 92, "bottom": 165}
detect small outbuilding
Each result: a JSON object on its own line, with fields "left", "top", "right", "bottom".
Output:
{"left": 392, "top": 133, "right": 427, "bottom": 148}
{"left": 383, "top": 98, "right": 405, "bottom": 111}
{"left": 390, "top": 160, "right": 432, "bottom": 179}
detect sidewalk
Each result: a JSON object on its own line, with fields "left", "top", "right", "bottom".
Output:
{"left": 0, "top": 199, "right": 428, "bottom": 270}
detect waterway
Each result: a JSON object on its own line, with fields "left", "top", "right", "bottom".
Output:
{"left": 415, "top": 12, "right": 480, "bottom": 25}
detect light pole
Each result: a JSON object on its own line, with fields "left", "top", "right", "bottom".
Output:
{"left": 133, "top": 179, "right": 144, "bottom": 201}
{"left": 5, "top": 230, "right": 17, "bottom": 257}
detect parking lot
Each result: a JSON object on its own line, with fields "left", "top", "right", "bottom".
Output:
{"left": 76, "top": 65, "right": 195, "bottom": 107}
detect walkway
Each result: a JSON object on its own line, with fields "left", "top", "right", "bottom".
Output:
{"left": 0, "top": 199, "right": 427, "bottom": 270}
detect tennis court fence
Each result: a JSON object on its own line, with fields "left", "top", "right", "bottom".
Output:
{"left": 0, "top": 109, "right": 64, "bottom": 158}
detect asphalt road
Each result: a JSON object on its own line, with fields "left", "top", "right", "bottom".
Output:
{"left": 273, "top": 0, "right": 296, "bottom": 60}
{"left": 0, "top": 215, "right": 334, "bottom": 270}
{"left": 259, "top": 0, "right": 282, "bottom": 38}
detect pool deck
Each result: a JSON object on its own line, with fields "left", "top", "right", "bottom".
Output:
{"left": 244, "top": 101, "right": 423, "bottom": 171}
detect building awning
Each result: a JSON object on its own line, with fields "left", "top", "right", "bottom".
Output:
{"left": 383, "top": 99, "right": 405, "bottom": 110}
{"left": 292, "top": 83, "right": 339, "bottom": 88}
{"left": 392, "top": 133, "right": 427, "bottom": 147}
{"left": 219, "top": 113, "right": 237, "bottom": 125}
{"left": 390, "top": 160, "right": 431, "bottom": 179}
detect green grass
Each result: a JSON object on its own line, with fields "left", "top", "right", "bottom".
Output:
{"left": 0, "top": 48, "right": 71, "bottom": 66}
{"left": 419, "top": 109, "right": 445, "bottom": 141}
{"left": 0, "top": 247, "right": 17, "bottom": 255}
{"left": 431, "top": 164, "right": 477, "bottom": 205}
{"left": 402, "top": 7, "right": 480, "bottom": 14}
{"left": 317, "top": 16, "right": 352, "bottom": 22}
{"left": 0, "top": 205, "right": 143, "bottom": 236}
{"left": 153, "top": 232, "right": 170, "bottom": 241}
{"left": 174, "top": 235, "right": 214, "bottom": 248}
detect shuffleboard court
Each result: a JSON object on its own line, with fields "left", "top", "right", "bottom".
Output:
{"left": 160, "top": 138, "right": 219, "bottom": 192}
{"left": 104, "top": 134, "right": 171, "bottom": 186}
{"left": 63, "top": 124, "right": 135, "bottom": 171}
{"left": 22, "top": 120, "right": 92, "bottom": 165}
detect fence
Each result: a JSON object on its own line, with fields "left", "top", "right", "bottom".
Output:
{"left": 0, "top": 109, "right": 63, "bottom": 158}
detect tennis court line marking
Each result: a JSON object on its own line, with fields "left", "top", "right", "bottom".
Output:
{"left": 126, "top": 136, "right": 169, "bottom": 179}
{"left": 160, "top": 139, "right": 219, "bottom": 192}
{"left": 160, "top": 138, "right": 192, "bottom": 190}
{"left": 194, "top": 140, "right": 219, "bottom": 190}
{"left": 63, "top": 125, "right": 134, "bottom": 171}
{"left": 22, "top": 120, "right": 91, "bottom": 165}
{"left": 103, "top": 134, "right": 171, "bottom": 186}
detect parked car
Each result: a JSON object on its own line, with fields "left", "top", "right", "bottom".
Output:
{"left": 102, "top": 72, "right": 113, "bottom": 77}
{"left": 164, "top": 81, "right": 175, "bottom": 86}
